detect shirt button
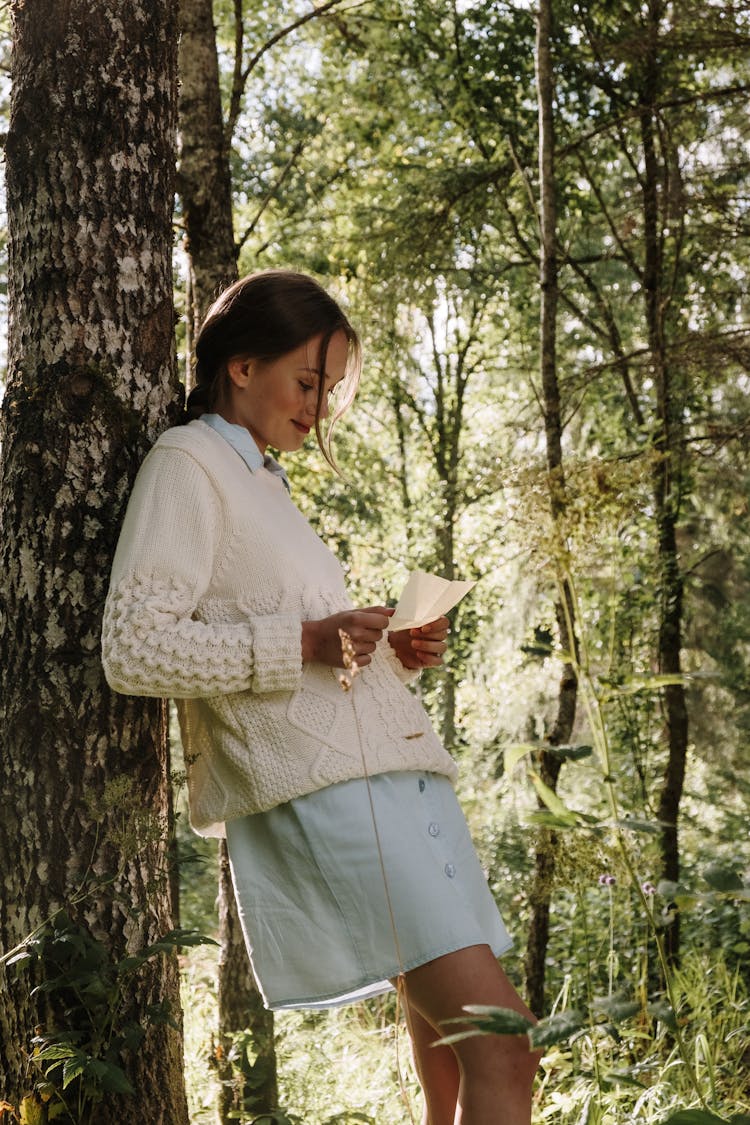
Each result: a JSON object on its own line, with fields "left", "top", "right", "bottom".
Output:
{"left": 428, "top": 822, "right": 440, "bottom": 837}
{"left": 444, "top": 863, "right": 456, "bottom": 878}
{"left": 418, "top": 779, "right": 426, "bottom": 793}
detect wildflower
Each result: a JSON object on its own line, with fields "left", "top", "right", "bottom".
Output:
{"left": 642, "top": 881, "right": 656, "bottom": 896}
{"left": 598, "top": 873, "right": 616, "bottom": 887}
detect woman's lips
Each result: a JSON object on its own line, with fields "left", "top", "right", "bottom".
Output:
{"left": 292, "top": 420, "right": 310, "bottom": 434}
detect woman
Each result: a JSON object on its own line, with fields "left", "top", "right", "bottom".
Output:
{"left": 102, "top": 270, "right": 539, "bottom": 1124}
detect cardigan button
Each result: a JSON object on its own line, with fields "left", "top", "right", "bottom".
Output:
{"left": 428, "top": 822, "right": 440, "bottom": 837}
{"left": 418, "top": 779, "right": 426, "bottom": 793}
{"left": 444, "top": 863, "right": 456, "bottom": 878}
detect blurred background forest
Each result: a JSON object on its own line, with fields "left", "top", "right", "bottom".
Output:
{"left": 0, "top": 1, "right": 749, "bottom": 1123}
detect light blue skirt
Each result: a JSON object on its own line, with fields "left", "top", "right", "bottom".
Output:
{"left": 226, "top": 770, "right": 513, "bottom": 1010}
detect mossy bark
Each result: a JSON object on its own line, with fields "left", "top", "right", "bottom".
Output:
{"left": 0, "top": 2, "right": 187, "bottom": 1119}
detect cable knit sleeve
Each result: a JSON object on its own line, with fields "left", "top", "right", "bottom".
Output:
{"left": 101, "top": 444, "right": 303, "bottom": 699}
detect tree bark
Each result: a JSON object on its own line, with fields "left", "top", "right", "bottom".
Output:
{"left": 639, "top": 0, "right": 688, "bottom": 964}
{"left": 0, "top": 1, "right": 186, "bottom": 1120}
{"left": 177, "top": 0, "right": 237, "bottom": 323}
{"left": 524, "top": 0, "right": 579, "bottom": 1019}
{"left": 177, "top": 0, "right": 277, "bottom": 1116}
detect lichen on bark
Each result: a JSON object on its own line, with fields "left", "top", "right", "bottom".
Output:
{"left": 0, "top": 2, "right": 188, "bottom": 1119}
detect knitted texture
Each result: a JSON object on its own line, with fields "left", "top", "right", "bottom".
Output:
{"left": 102, "top": 421, "right": 457, "bottom": 835}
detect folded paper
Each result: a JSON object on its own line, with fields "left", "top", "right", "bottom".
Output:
{"left": 388, "top": 570, "right": 476, "bottom": 632}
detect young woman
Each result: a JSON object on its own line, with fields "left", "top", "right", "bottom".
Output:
{"left": 102, "top": 270, "right": 539, "bottom": 1125}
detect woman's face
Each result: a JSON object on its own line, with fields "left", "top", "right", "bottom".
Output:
{"left": 222, "top": 330, "right": 350, "bottom": 454}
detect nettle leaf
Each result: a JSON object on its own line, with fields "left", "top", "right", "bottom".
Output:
{"left": 61, "top": 1057, "right": 86, "bottom": 1090}
{"left": 35, "top": 1044, "right": 77, "bottom": 1062}
{"left": 528, "top": 1009, "right": 585, "bottom": 1048}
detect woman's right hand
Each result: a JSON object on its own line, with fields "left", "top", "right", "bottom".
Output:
{"left": 301, "top": 607, "right": 394, "bottom": 668}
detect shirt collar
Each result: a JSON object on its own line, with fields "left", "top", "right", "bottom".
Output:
{"left": 200, "top": 414, "right": 290, "bottom": 493}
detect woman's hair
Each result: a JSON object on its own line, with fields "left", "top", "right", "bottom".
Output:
{"left": 186, "top": 270, "right": 362, "bottom": 466}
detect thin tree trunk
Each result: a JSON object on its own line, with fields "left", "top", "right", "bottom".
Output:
{"left": 177, "top": 0, "right": 277, "bottom": 1115}
{"left": 639, "top": 0, "right": 688, "bottom": 964}
{"left": 0, "top": 1, "right": 187, "bottom": 1120}
{"left": 524, "top": 0, "right": 579, "bottom": 1018}
{"left": 177, "top": 0, "right": 237, "bottom": 324}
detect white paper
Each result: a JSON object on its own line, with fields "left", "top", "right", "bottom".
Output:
{"left": 387, "top": 570, "right": 476, "bottom": 632}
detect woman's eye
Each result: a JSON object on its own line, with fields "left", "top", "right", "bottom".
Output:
{"left": 299, "top": 381, "right": 314, "bottom": 392}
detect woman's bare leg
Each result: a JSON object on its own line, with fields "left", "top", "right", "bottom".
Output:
{"left": 404, "top": 1001, "right": 460, "bottom": 1125}
{"left": 403, "top": 945, "right": 541, "bottom": 1125}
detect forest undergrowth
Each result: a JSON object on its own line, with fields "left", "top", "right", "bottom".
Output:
{"left": 178, "top": 752, "right": 750, "bottom": 1125}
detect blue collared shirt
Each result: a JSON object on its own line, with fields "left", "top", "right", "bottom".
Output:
{"left": 201, "top": 413, "right": 290, "bottom": 493}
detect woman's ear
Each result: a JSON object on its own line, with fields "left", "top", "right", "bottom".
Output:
{"left": 226, "top": 357, "right": 253, "bottom": 388}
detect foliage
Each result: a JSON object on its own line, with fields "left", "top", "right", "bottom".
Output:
{"left": 4, "top": 914, "right": 215, "bottom": 1125}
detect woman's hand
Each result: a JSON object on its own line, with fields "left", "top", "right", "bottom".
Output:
{"left": 388, "top": 616, "right": 450, "bottom": 670}
{"left": 302, "top": 607, "right": 394, "bottom": 668}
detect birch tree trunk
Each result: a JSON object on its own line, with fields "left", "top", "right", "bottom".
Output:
{"left": 177, "top": 0, "right": 278, "bottom": 1117}
{"left": 524, "top": 0, "right": 579, "bottom": 1017}
{"left": 0, "top": 2, "right": 187, "bottom": 1119}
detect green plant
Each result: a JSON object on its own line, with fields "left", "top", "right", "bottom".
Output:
{"left": 6, "top": 912, "right": 214, "bottom": 1125}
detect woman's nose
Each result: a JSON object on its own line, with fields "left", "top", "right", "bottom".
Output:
{"left": 319, "top": 397, "right": 330, "bottom": 420}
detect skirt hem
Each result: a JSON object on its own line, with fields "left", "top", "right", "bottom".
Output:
{"left": 264, "top": 933, "right": 515, "bottom": 1012}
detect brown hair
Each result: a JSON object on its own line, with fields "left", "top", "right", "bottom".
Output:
{"left": 186, "top": 270, "right": 361, "bottom": 466}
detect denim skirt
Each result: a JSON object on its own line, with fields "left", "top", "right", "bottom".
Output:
{"left": 225, "top": 770, "right": 513, "bottom": 1010}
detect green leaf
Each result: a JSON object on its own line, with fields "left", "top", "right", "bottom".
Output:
{"left": 616, "top": 817, "right": 662, "bottom": 835}
{"left": 87, "top": 1060, "right": 134, "bottom": 1095}
{"left": 546, "top": 743, "right": 594, "bottom": 761}
{"left": 661, "top": 1112, "right": 730, "bottom": 1125}
{"left": 528, "top": 1008, "right": 585, "bottom": 1047}
{"left": 611, "top": 673, "right": 688, "bottom": 697}
{"left": 35, "top": 1045, "right": 77, "bottom": 1062}
{"left": 527, "top": 811, "right": 583, "bottom": 831}
{"left": 504, "top": 743, "right": 536, "bottom": 773}
{"left": 647, "top": 1000, "right": 677, "bottom": 1029}
{"left": 436, "top": 1004, "right": 533, "bottom": 1046}
{"left": 528, "top": 773, "right": 579, "bottom": 825}
{"left": 463, "top": 1004, "right": 535, "bottom": 1035}
{"left": 591, "top": 996, "right": 641, "bottom": 1023}
{"left": 702, "top": 863, "right": 744, "bottom": 892}
{"left": 61, "top": 1057, "right": 86, "bottom": 1090}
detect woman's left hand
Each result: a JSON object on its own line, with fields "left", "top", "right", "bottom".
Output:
{"left": 388, "top": 616, "right": 450, "bottom": 670}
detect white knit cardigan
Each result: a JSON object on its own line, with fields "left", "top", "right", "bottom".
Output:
{"left": 101, "top": 421, "right": 457, "bottom": 836}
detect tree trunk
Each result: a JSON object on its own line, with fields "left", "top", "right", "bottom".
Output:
{"left": 639, "top": 0, "right": 688, "bottom": 964}
{"left": 0, "top": 1, "right": 187, "bottom": 1121}
{"left": 177, "top": 0, "right": 277, "bottom": 1116}
{"left": 524, "top": 0, "right": 579, "bottom": 1018}
{"left": 177, "top": 0, "right": 237, "bottom": 322}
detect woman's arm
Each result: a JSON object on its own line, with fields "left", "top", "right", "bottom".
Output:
{"left": 101, "top": 445, "right": 303, "bottom": 698}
